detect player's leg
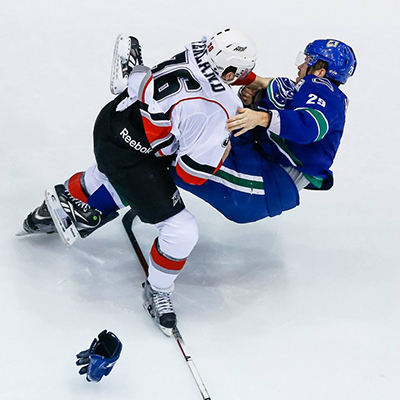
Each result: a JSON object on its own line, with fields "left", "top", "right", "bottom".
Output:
{"left": 143, "top": 208, "right": 198, "bottom": 335}
{"left": 92, "top": 83, "right": 196, "bottom": 333}
{"left": 23, "top": 35, "right": 154, "bottom": 236}
{"left": 174, "top": 136, "right": 300, "bottom": 223}
{"left": 103, "top": 152, "right": 198, "bottom": 335}
{"left": 22, "top": 163, "right": 124, "bottom": 236}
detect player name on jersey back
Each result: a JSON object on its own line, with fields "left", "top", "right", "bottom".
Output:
{"left": 191, "top": 40, "right": 226, "bottom": 93}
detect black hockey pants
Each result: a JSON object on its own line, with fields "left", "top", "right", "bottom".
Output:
{"left": 93, "top": 93, "right": 185, "bottom": 224}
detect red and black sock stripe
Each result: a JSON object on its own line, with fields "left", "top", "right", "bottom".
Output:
{"left": 150, "top": 238, "right": 187, "bottom": 274}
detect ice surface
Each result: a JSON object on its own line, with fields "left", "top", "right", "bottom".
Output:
{"left": 1, "top": 0, "right": 399, "bottom": 399}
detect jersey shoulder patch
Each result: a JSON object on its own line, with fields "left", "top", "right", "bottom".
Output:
{"left": 266, "top": 77, "right": 296, "bottom": 110}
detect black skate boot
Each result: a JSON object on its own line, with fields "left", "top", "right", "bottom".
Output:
{"left": 142, "top": 280, "right": 177, "bottom": 336}
{"left": 121, "top": 36, "right": 143, "bottom": 78}
{"left": 54, "top": 184, "right": 118, "bottom": 238}
{"left": 23, "top": 201, "right": 55, "bottom": 234}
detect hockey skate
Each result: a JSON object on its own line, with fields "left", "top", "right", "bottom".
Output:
{"left": 142, "top": 280, "right": 177, "bottom": 336}
{"left": 110, "top": 34, "right": 143, "bottom": 95}
{"left": 20, "top": 201, "right": 56, "bottom": 235}
{"left": 44, "top": 184, "right": 118, "bottom": 245}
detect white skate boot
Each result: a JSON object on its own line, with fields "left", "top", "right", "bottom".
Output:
{"left": 142, "top": 280, "right": 177, "bottom": 336}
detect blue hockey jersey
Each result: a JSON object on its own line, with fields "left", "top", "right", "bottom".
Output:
{"left": 255, "top": 75, "right": 348, "bottom": 189}
{"left": 173, "top": 74, "right": 350, "bottom": 223}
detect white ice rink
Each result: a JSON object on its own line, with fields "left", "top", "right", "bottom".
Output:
{"left": 1, "top": 0, "right": 399, "bottom": 399}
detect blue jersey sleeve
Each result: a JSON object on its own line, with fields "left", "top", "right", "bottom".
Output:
{"left": 258, "top": 78, "right": 295, "bottom": 110}
{"left": 280, "top": 77, "right": 341, "bottom": 144}
{"left": 260, "top": 76, "right": 346, "bottom": 145}
{"left": 278, "top": 107, "right": 329, "bottom": 144}
{"left": 256, "top": 75, "right": 348, "bottom": 189}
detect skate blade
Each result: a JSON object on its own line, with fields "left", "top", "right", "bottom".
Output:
{"left": 142, "top": 302, "right": 173, "bottom": 337}
{"left": 110, "top": 34, "right": 128, "bottom": 95}
{"left": 44, "top": 187, "right": 79, "bottom": 246}
{"left": 158, "top": 325, "right": 173, "bottom": 337}
{"left": 15, "top": 230, "right": 55, "bottom": 237}
{"left": 15, "top": 230, "right": 31, "bottom": 237}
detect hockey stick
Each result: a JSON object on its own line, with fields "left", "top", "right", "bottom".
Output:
{"left": 122, "top": 209, "right": 211, "bottom": 400}
{"left": 122, "top": 209, "right": 148, "bottom": 276}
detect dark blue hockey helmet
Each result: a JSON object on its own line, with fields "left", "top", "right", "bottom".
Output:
{"left": 303, "top": 39, "right": 357, "bottom": 84}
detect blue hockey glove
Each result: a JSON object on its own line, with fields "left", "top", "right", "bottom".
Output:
{"left": 76, "top": 330, "right": 122, "bottom": 382}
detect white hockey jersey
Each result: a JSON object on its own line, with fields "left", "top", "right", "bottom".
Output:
{"left": 115, "top": 38, "right": 242, "bottom": 185}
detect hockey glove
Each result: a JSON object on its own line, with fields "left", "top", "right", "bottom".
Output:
{"left": 76, "top": 330, "right": 122, "bottom": 382}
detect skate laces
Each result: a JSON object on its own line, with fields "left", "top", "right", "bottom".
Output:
{"left": 65, "top": 190, "right": 90, "bottom": 213}
{"left": 132, "top": 46, "right": 143, "bottom": 65}
{"left": 153, "top": 291, "right": 174, "bottom": 315}
{"left": 121, "top": 37, "right": 143, "bottom": 78}
{"left": 129, "top": 38, "right": 143, "bottom": 66}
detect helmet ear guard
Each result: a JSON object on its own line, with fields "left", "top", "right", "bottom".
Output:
{"left": 206, "top": 28, "right": 257, "bottom": 84}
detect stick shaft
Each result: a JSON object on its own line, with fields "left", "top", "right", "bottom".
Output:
{"left": 122, "top": 210, "right": 148, "bottom": 276}
{"left": 175, "top": 334, "right": 211, "bottom": 400}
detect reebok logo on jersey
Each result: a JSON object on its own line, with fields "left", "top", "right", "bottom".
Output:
{"left": 119, "top": 128, "right": 152, "bottom": 154}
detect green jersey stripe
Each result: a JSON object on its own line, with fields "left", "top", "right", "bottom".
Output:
{"left": 209, "top": 175, "right": 265, "bottom": 196}
{"left": 209, "top": 174, "right": 265, "bottom": 195}
{"left": 304, "top": 173, "right": 324, "bottom": 188}
{"left": 295, "top": 107, "right": 329, "bottom": 141}
{"left": 214, "top": 168, "right": 265, "bottom": 190}
{"left": 269, "top": 133, "right": 304, "bottom": 167}
{"left": 219, "top": 165, "right": 263, "bottom": 182}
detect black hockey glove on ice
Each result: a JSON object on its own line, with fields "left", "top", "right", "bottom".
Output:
{"left": 76, "top": 330, "right": 122, "bottom": 382}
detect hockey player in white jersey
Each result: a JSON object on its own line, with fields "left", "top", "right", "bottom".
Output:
{"left": 22, "top": 29, "right": 257, "bottom": 335}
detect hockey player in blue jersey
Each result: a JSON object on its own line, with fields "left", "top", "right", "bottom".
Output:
{"left": 174, "top": 39, "right": 357, "bottom": 223}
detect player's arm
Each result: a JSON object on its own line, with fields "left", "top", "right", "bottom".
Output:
{"left": 227, "top": 77, "right": 295, "bottom": 133}
{"left": 227, "top": 103, "right": 330, "bottom": 144}
{"left": 235, "top": 73, "right": 273, "bottom": 106}
{"left": 228, "top": 78, "right": 330, "bottom": 143}
{"left": 268, "top": 80, "right": 335, "bottom": 144}
{"left": 274, "top": 107, "right": 331, "bottom": 144}
{"left": 227, "top": 108, "right": 271, "bottom": 136}
{"left": 234, "top": 72, "right": 272, "bottom": 91}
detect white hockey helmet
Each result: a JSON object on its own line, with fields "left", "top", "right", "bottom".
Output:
{"left": 207, "top": 28, "right": 257, "bottom": 84}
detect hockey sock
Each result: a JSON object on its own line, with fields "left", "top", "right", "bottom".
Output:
{"left": 67, "top": 172, "right": 88, "bottom": 203}
{"left": 66, "top": 171, "right": 120, "bottom": 215}
{"left": 148, "top": 238, "right": 187, "bottom": 289}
